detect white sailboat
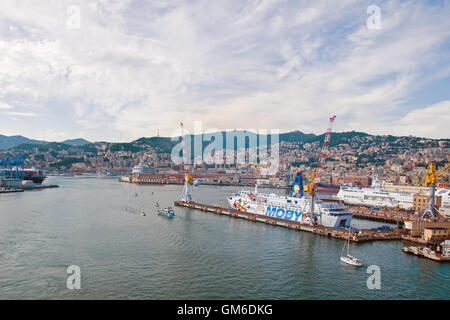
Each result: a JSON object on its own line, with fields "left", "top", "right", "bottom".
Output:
{"left": 340, "top": 229, "right": 362, "bottom": 266}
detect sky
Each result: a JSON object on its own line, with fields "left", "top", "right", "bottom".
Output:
{"left": 0, "top": 0, "right": 450, "bottom": 142}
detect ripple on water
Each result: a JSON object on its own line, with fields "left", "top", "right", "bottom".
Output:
{"left": 1, "top": 177, "right": 449, "bottom": 299}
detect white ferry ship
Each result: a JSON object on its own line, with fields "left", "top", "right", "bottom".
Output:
{"left": 227, "top": 175, "right": 352, "bottom": 228}
{"left": 336, "top": 179, "right": 414, "bottom": 210}
{"left": 132, "top": 164, "right": 156, "bottom": 174}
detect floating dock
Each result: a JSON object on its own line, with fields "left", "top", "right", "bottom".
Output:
{"left": 174, "top": 201, "right": 404, "bottom": 242}
{"left": 403, "top": 246, "right": 449, "bottom": 262}
{"left": 0, "top": 188, "right": 24, "bottom": 194}
{"left": 21, "top": 184, "right": 59, "bottom": 190}
{"left": 0, "top": 184, "right": 59, "bottom": 193}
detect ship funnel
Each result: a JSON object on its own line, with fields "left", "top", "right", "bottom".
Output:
{"left": 291, "top": 172, "right": 303, "bottom": 198}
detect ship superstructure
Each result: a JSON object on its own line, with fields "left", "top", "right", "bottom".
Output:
{"left": 336, "top": 178, "right": 414, "bottom": 210}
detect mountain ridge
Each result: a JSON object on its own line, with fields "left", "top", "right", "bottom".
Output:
{"left": 2, "top": 131, "right": 448, "bottom": 153}
{"left": 0, "top": 135, "right": 90, "bottom": 150}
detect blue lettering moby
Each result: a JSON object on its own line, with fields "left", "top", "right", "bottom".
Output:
{"left": 265, "top": 206, "right": 303, "bottom": 221}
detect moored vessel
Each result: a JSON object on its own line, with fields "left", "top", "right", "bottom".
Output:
{"left": 337, "top": 178, "right": 414, "bottom": 210}
{"left": 227, "top": 174, "right": 352, "bottom": 228}
{"left": 0, "top": 167, "right": 46, "bottom": 184}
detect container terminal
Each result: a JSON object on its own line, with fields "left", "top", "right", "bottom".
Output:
{"left": 0, "top": 153, "right": 58, "bottom": 191}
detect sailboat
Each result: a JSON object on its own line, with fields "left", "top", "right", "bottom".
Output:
{"left": 340, "top": 229, "right": 362, "bottom": 266}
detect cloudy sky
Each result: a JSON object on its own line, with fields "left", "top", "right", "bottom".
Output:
{"left": 1, "top": 0, "right": 449, "bottom": 142}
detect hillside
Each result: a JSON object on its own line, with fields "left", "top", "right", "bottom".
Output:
{"left": 0, "top": 134, "right": 46, "bottom": 150}
{"left": 62, "top": 138, "right": 90, "bottom": 146}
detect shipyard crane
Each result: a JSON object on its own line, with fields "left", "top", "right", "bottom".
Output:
{"left": 303, "top": 115, "right": 336, "bottom": 225}
{"left": 420, "top": 162, "right": 449, "bottom": 185}
{"left": 315, "top": 115, "right": 336, "bottom": 182}
{"left": 180, "top": 122, "right": 194, "bottom": 202}
{"left": 0, "top": 153, "right": 24, "bottom": 179}
{"left": 422, "top": 162, "right": 449, "bottom": 219}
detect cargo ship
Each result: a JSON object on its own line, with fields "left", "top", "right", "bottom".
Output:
{"left": 227, "top": 174, "right": 352, "bottom": 228}
{"left": 0, "top": 167, "right": 46, "bottom": 184}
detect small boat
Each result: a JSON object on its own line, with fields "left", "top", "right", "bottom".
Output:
{"left": 340, "top": 229, "right": 362, "bottom": 266}
{"left": 340, "top": 254, "right": 362, "bottom": 266}
{"left": 155, "top": 203, "right": 175, "bottom": 217}
{"left": 124, "top": 206, "right": 146, "bottom": 216}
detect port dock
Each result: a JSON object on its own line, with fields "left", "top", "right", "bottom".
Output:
{"left": 21, "top": 184, "right": 59, "bottom": 190}
{"left": 349, "top": 207, "right": 414, "bottom": 224}
{"left": 0, "top": 184, "right": 59, "bottom": 193}
{"left": 403, "top": 246, "right": 449, "bottom": 262}
{"left": 174, "top": 201, "right": 404, "bottom": 242}
{"left": 0, "top": 188, "right": 24, "bottom": 194}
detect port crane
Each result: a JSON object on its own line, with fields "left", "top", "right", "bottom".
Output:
{"left": 422, "top": 162, "right": 449, "bottom": 219}
{"left": 180, "top": 122, "right": 194, "bottom": 202}
{"left": 0, "top": 153, "right": 25, "bottom": 180}
{"left": 303, "top": 115, "right": 336, "bottom": 224}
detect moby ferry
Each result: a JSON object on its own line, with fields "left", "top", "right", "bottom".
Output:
{"left": 227, "top": 174, "right": 352, "bottom": 228}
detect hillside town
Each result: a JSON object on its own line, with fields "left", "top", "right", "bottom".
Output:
{"left": 1, "top": 132, "right": 449, "bottom": 191}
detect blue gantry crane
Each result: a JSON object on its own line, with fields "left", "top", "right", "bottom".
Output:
{"left": 0, "top": 153, "right": 25, "bottom": 180}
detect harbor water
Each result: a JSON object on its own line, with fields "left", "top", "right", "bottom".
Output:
{"left": 0, "top": 177, "right": 448, "bottom": 299}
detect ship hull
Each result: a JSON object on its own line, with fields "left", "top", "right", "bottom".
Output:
{"left": 316, "top": 183, "right": 340, "bottom": 194}
{"left": 227, "top": 194, "right": 352, "bottom": 229}
{"left": 337, "top": 186, "right": 413, "bottom": 210}
{"left": 0, "top": 168, "right": 46, "bottom": 185}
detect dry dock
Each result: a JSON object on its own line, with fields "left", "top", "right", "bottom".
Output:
{"left": 174, "top": 201, "right": 404, "bottom": 242}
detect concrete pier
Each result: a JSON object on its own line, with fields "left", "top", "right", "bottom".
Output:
{"left": 403, "top": 246, "right": 449, "bottom": 262}
{"left": 174, "top": 201, "right": 404, "bottom": 243}
{"left": 0, "top": 188, "right": 24, "bottom": 194}
{"left": 21, "top": 184, "right": 59, "bottom": 190}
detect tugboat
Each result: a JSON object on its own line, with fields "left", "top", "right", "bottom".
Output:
{"left": 155, "top": 202, "right": 175, "bottom": 217}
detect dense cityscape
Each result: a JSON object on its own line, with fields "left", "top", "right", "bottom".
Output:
{"left": 1, "top": 1, "right": 450, "bottom": 302}
{"left": 1, "top": 131, "right": 449, "bottom": 188}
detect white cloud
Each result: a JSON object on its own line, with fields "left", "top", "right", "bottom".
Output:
{"left": 388, "top": 100, "right": 450, "bottom": 139}
{"left": 5, "top": 111, "right": 36, "bottom": 117}
{"left": 0, "top": 101, "right": 12, "bottom": 110}
{"left": 0, "top": 0, "right": 449, "bottom": 140}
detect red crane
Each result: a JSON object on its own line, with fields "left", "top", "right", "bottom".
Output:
{"left": 315, "top": 115, "right": 336, "bottom": 183}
